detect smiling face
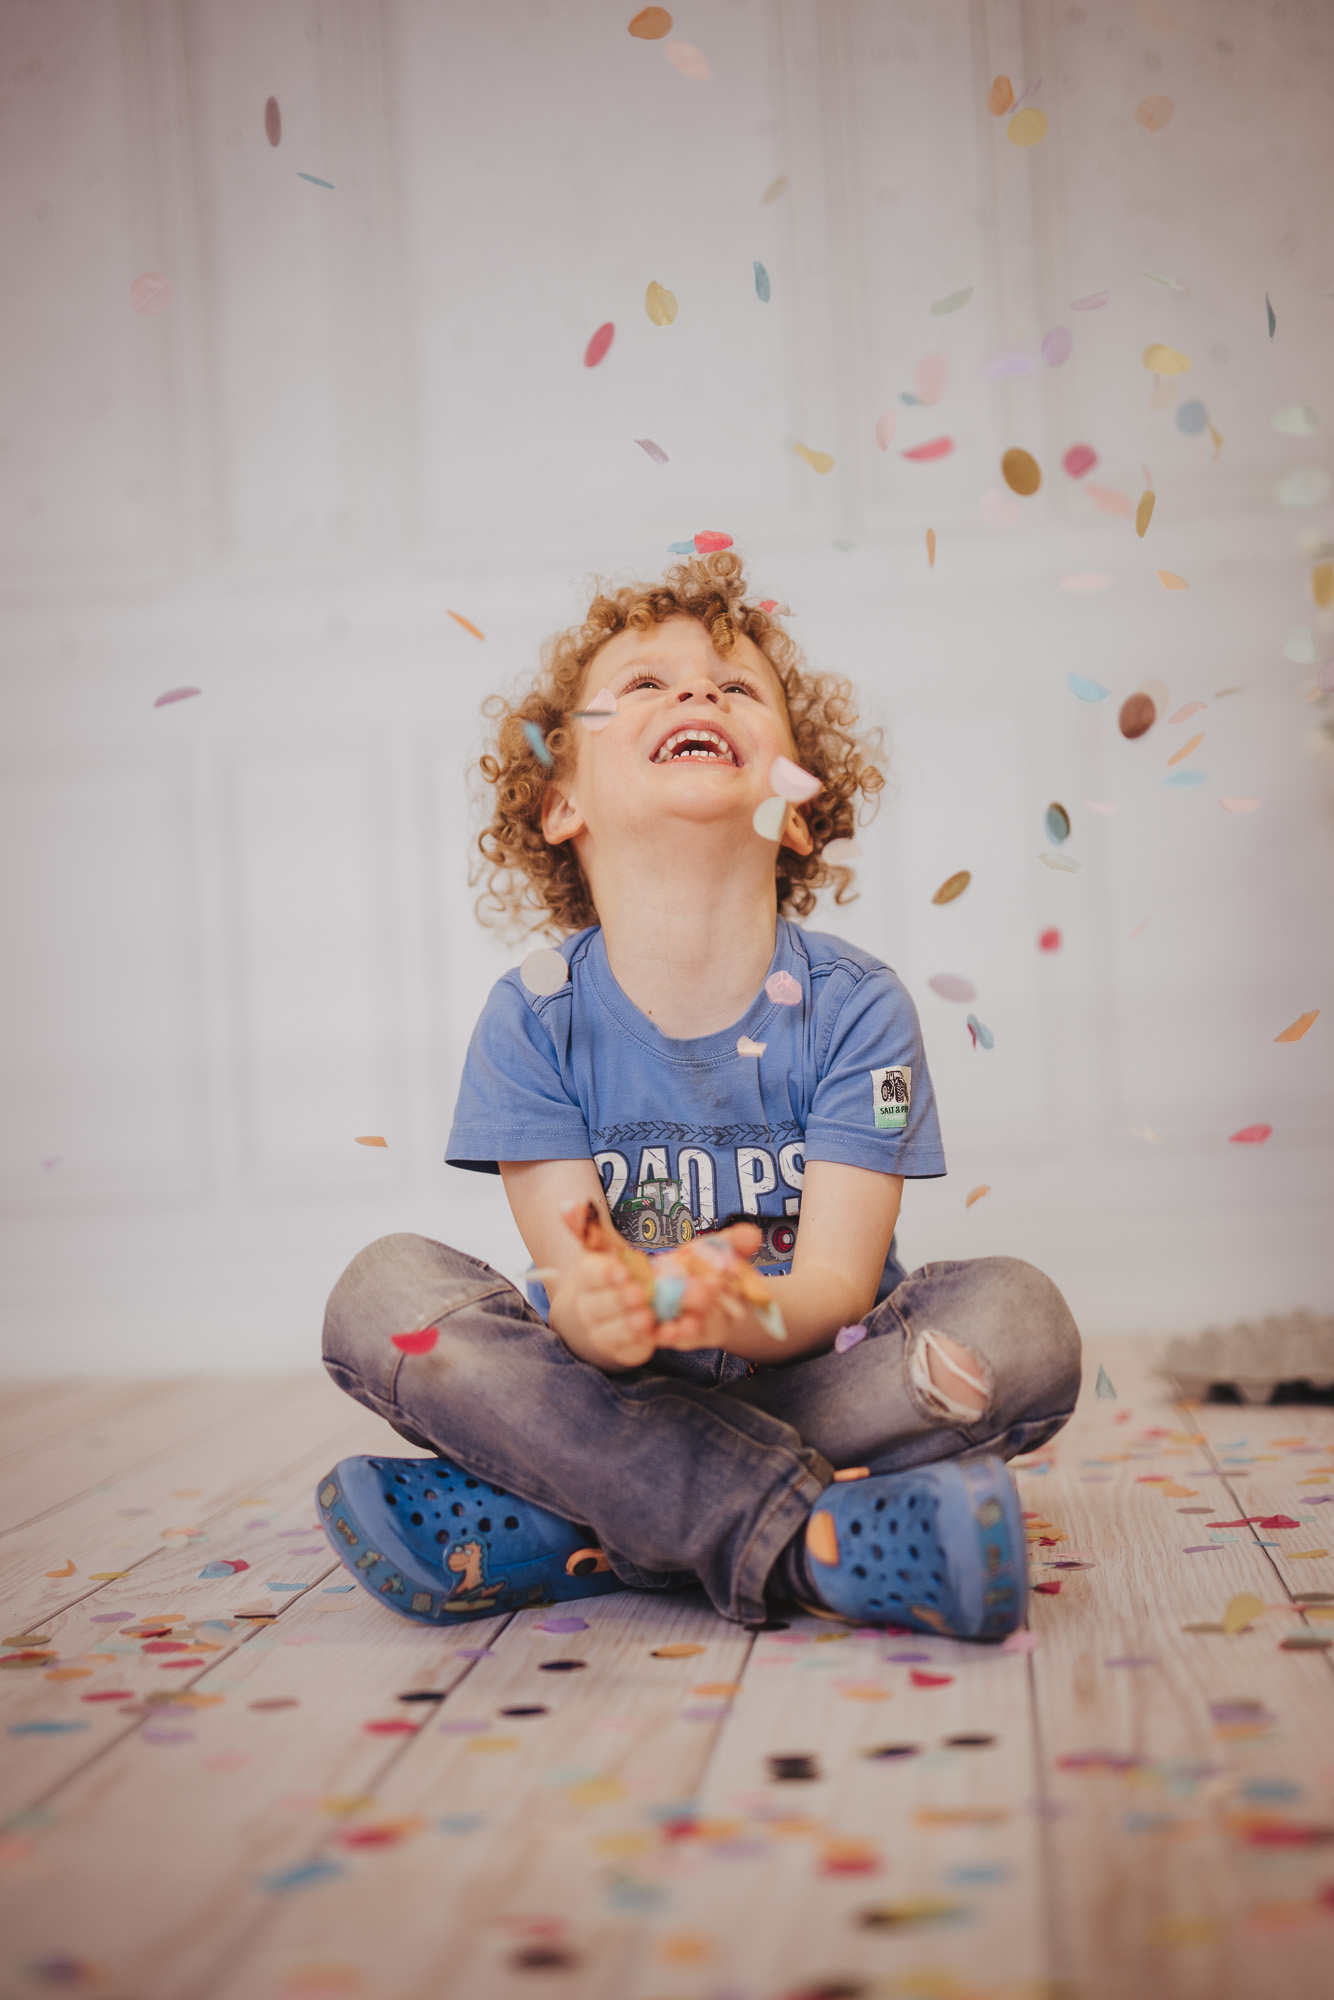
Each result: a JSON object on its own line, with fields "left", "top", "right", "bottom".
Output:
{"left": 542, "top": 617, "right": 813, "bottom": 857}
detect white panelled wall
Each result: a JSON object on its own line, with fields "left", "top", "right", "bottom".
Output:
{"left": 0, "top": 0, "right": 1331, "bottom": 1371}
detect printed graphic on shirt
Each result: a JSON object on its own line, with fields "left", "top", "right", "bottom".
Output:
{"left": 599, "top": 1142, "right": 804, "bottom": 1272}
{"left": 871, "top": 1065, "right": 912, "bottom": 1133}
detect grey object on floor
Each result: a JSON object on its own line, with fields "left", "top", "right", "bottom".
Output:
{"left": 1158, "top": 1311, "right": 1334, "bottom": 1403}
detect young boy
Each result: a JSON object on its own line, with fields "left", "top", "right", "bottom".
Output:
{"left": 317, "top": 554, "right": 1080, "bottom": 1637}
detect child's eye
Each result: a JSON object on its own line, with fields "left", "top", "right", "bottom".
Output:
{"left": 722, "top": 679, "right": 759, "bottom": 697}
{"left": 621, "top": 673, "right": 666, "bottom": 693}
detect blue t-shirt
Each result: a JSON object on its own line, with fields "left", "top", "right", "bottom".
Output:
{"left": 446, "top": 918, "right": 946, "bottom": 1385}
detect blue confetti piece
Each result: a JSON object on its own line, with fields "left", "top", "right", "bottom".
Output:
{"left": 323, "top": 1584, "right": 355, "bottom": 1593}
{"left": 264, "top": 1581, "right": 307, "bottom": 1592}
{"left": 198, "top": 1561, "right": 233, "bottom": 1579}
{"left": 1176, "top": 399, "right": 1208, "bottom": 435}
{"left": 8, "top": 1721, "right": 89, "bottom": 1736}
{"left": 754, "top": 260, "right": 770, "bottom": 302}
{"left": 1164, "top": 770, "right": 1207, "bottom": 786}
{"left": 436, "top": 1812, "right": 485, "bottom": 1833}
{"left": 966, "top": 1014, "right": 995, "bottom": 1050}
{"left": 653, "top": 1273, "right": 687, "bottom": 1322}
{"left": 522, "top": 720, "right": 554, "bottom": 768}
{"left": 296, "top": 172, "right": 334, "bottom": 188}
{"left": 899, "top": 392, "right": 921, "bottom": 405}
{"left": 1094, "top": 1364, "right": 1117, "bottom": 1399}
{"left": 1266, "top": 291, "right": 1276, "bottom": 338}
{"left": 259, "top": 1858, "right": 344, "bottom": 1894}
{"left": 667, "top": 539, "right": 695, "bottom": 554}
{"left": 1067, "top": 673, "right": 1109, "bottom": 702}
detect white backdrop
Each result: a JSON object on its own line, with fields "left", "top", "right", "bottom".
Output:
{"left": 1, "top": 0, "right": 1331, "bottom": 1373}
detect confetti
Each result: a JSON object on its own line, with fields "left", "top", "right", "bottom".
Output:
{"left": 522, "top": 720, "right": 554, "bottom": 767}
{"left": 966, "top": 1015, "right": 994, "bottom": 1050}
{"left": 966, "top": 1185, "right": 990, "bottom": 1209}
{"left": 573, "top": 688, "right": 616, "bottom": 729}
{"left": 753, "top": 261, "right": 770, "bottom": 302}
{"left": 1135, "top": 94, "right": 1174, "bottom": 131}
{"left": 915, "top": 352, "right": 949, "bottom": 404}
{"left": 635, "top": 438, "right": 668, "bottom": 465}
{"left": 1001, "top": 1629, "right": 1039, "bottom": 1654}
{"left": 653, "top": 1643, "right": 705, "bottom": 1659}
{"left": 520, "top": 949, "right": 569, "bottom": 997}
{"left": 910, "top": 1669, "right": 953, "bottom": 1688}
{"left": 1169, "top": 702, "right": 1205, "bottom": 723}
{"left": 354, "top": 1135, "right": 387, "bottom": 1147}
{"left": 1038, "top": 928, "right": 1061, "bottom": 952}
{"left": 665, "top": 41, "right": 710, "bottom": 79}
{"left": 1163, "top": 770, "right": 1206, "bottom": 788}
{"left": 1119, "top": 692, "right": 1157, "bottom": 739}
{"left": 1067, "top": 673, "right": 1109, "bottom": 702}
{"left": 1062, "top": 443, "right": 1098, "bottom": 479}
{"left": 1266, "top": 292, "right": 1276, "bottom": 338}
{"left": 874, "top": 410, "right": 896, "bottom": 450}
{"left": 981, "top": 489, "right": 1021, "bottom": 529}
{"left": 765, "top": 970, "right": 802, "bottom": 1006}
{"left": 390, "top": 1328, "right": 439, "bottom": 1356}
{"left": 793, "top": 443, "right": 835, "bottom": 474}
{"left": 297, "top": 172, "right": 334, "bottom": 188}
{"left": 1045, "top": 803, "right": 1070, "bottom": 845}
{"left": 1069, "top": 292, "right": 1109, "bottom": 311}
{"left": 447, "top": 610, "right": 484, "bottom": 639}
{"left": 1157, "top": 569, "right": 1188, "bottom": 590}
{"left": 1041, "top": 325, "right": 1072, "bottom": 366}
{"left": 44, "top": 1561, "right": 75, "bottom": 1578}
{"left": 1144, "top": 271, "right": 1185, "bottom": 291}
{"left": 1276, "top": 467, "right": 1330, "bottom": 506}
{"left": 1007, "top": 108, "right": 1047, "bottom": 147}
{"left": 583, "top": 322, "right": 615, "bottom": 368}
{"left": 1229, "top": 1124, "right": 1272, "bottom": 1146}
{"left": 264, "top": 95, "right": 281, "bottom": 145}
{"left": 736, "top": 1035, "right": 766, "bottom": 1058}
{"left": 1086, "top": 483, "right": 1131, "bottom": 517}
{"left": 752, "top": 796, "right": 786, "bottom": 841}
{"left": 1095, "top": 1365, "right": 1117, "bottom": 1399}
{"left": 926, "top": 528, "right": 937, "bottom": 567}
{"left": 769, "top": 755, "right": 819, "bottom": 802}
{"left": 1038, "top": 852, "right": 1080, "bottom": 873}
{"left": 1313, "top": 562, "right": 1334, "bottom": 608}
{"left": 130, "top": 271, "right": 173, "bottom": 315}
{"left": 260, "top": 1859, "right": 344, "bottom": 1894}
{"left": 930, "top": 286, "right": 973, "bottom": 316}
{"left": 1136, "top": 490, "right": 1155, "bottom": 537}
{"left": 1166, "top": 732, "right": 1203, "bottom": 767}
{"left": 1275, "top": 1011, "right": 1319, "bottom": 1044}
{"left": 1222, "top": 1593, "right": 1266, "bottom": 1636}
{"left": 693, "top": 530, "right": 732, "bottom": 553}
{"left": 667, "top": 539, "right": 694, "bottom": 554}
{"left": 902, "top": 437, "right": 953, "bottom": 462}
{"left": 932, "top": 870, "right": 971, "bottom": 906}
{"left": 834, "top": 1323, "right": 868, "bottom": 1354}
{"left": 1142, "top": 343, "right": 1190, "bottom": 376}
{"left": 154, "top": 687, "right": 200, "bottom": 708}
{"left": 1176, "top": 400, "right": 1208, "bottom": 434}
{"left": 987, "top": 75, "right": 1014, "bottom": 114}
{"left": 1272, "top": 405, "right": 1318, "bottom": 435}
{"left": 761, "top": 174, "right": 789, "bottom": 204}
{"left": 198, "top": 1560, "right": 248, "bottom": 1579}
{"left": 928, "top": 973, "right": 975, "bottom": 1003}
{"left": 628, "top": 6, "right": 672, "bottom": 35}
{"left": 645, "top": 280, "right": 678, "bottom": 326}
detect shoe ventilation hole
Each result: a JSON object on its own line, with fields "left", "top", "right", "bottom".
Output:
{"left": 490, "top": 1485, "right": 506, "bottom": 1497}
{"left": 384, "top": 1492, "right": 397, "bottom": 1506}
{"left": 852, "top": 1564, "right": 867, "bottom": 1579}
{"left": 368, "top": 1460, "right": 382, "bottom": 1471}
{"left": 478, "top": 1517, "right": 491, "bottom": 1533}
{"left": 422, "top": 1488, "right": 437, "bottom": 1502}
{"left": 410, "top": 1511, "right": 423, "bottom": 1526}
{"left": 850, "top": 1520, "right": 862, "bottom": 1536}
{"left": 908, "top": 1544, "right": 920, "bottom": 1560}
{"left": 871, "top": 1544, "right": 883, "bottom": 1560}
{"left": 451, "top": 1502, "right": 464, "bottom": 1517}
{"left": 464, "top": 1478, "right": 478, "bottom": 1489}
{"left": 435, "top": 1530, "right": 449, "bottom": 1544}
{"left": 504, "top": 1516, "right": 519, "bottom": 1530}
{"left": 874, "top": 1497, "right": 886, "bottom": 1513}
{"left": 394, "top": 1475, "right": 408, "bottom": 1487}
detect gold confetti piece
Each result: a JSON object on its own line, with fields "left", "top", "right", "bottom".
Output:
{"left": 1166, "top": 732, "right": 1203, "bottom": 767}
{"left": 1288, "top": 1549, "right": 1330, "bottom": 1560}
{"left": 652, "top": 1642, "right": 706, "bottom": 1659}
{"left": 1001, "top": 448, "right": 1041, "bottom": 497}
{"left": 1313, "top": 562, "right": 1333, "bottom": 608}
{"left": 88, "top": 1571, "right": 130, "bottom": 1581}
{"left": 794, "top": 443, "right": 834, "bottom": 475}
{"left": 1142, "top": 343, "right": 1191, "bottom": 375}
{"left": 645, "top": 280, "right": 678, "bottom": 326}
{"left": 1007, "top": 107, "right": 1048, "bottom": 147}
{"left": 44, "top": 1560, "right": 75, "bottom": 1578}
{"left": 355, "top": 1136, "right": 387, "bottom": 1147}
{"left": 1135, "top": 94, "right": 1175, "bottom": 131}
{"left": 987, "top": 75, "right": 1014, "bottom": 115}
{"left": 966, "top": 1185, "right": 990, "bottom": 1209}
{"left": 932, "top": 870, "right": 971, "bottom": 906}
{"left": 1157, "top": 569, "right": 1188, "bottom": 590}
{"left": 447, "top": 610, "right": 484, "bottom": 640}
{"left": 926, "top": 527, "right": 936, "bottom": 567}
{"left": 1222, "top": 1592, "right": 1266, "bottom": 1636}
{"left": 627, "top": 5, "right": 672, "bottom": 36}
{"left": 1136, "top": 490, "right": 1155, "bottom": 537}
{"left": 1275, "top": 1011, "right": 1319, "bottom": 1043}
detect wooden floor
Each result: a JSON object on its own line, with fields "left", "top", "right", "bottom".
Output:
{"left": 1, "top": 1342, "right": 1331, "bottom": 2000}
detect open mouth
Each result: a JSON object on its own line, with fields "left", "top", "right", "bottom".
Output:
{"left": 651, "top": 726, "right": 740, "bottom": 766}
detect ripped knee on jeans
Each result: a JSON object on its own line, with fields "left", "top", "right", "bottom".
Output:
{"left": 908, "top": 1327, "right": 990, "bottom": 1422}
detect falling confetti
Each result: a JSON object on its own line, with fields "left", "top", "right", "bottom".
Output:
{"left": 391, "top": 1328, "right": 439, "bottom": 1356}
{"left": 1067, "top": 674, "right": 1110, "bottom": 702}
{"left": 1164, "top": 770, "right": 1206, "bottom": 788}
{"left": 1045, "top": 803, "right": 1070, "bottom": 845}
{"left": 1313, "top": 562, "right": 1334, "bottom": 608}
{"left": 926, "top": 528, "right": 937, "bottom": 567}
{"left": 263, "top": 96, "right": 282, "bottom": 147}
{"left": 929, "top": 286, "right": 973, "bottom": 316}
{"left": 1144, "top": 271, "right": 1185, "bottom": 291}
{"left": 1274, "top": 1011, "right": 1318, "bottom": 1043}
{"left": 1169, "top": 702, "right": 1205, "bottom": 723}
{"left": 1135, "top": 94, "right": 1175, "bottom": 131}
{"left": 987, "top": 75, "right": 1014, "bottom": 114}
{"left": 573, "top": 689, "right": 617, "bottom": 730}
{"left": 915, "top": 352, "right": 949, "bottom": 404}
{"left": 1275, "top": 467, "right": 1330, "bottom": 507}
{"left": 1095, "top": 1365, "right": 1117, "bottom": 1399}
{"left": 999, "top": 448, "right": 1041, "bottom": 497}
{"left": 1166, "top": 733, "right": 1203, "bottom": 767}
{"left": 296, "top": 173, "right": 335, "bottom": 189}
{"left": 130, "top": 272, "right": 172, "bottom": 315}
{"left": 769, "top": 755, "right": 820, "bottom": 802}
{"left": 523, "top": 720, "right": 554, "bottom": 767}
{"left": 448, "top": 610, "right": 484, "bottom": 639}
{"left": 1229, "top": 1124, "right": 1272, "bottom": 1145}
{"left": 928, "top": 973, "right": 976, "bottom": 1005}
{"left": 1157, "top": 570, "right": 1188, "bottom": 590}
{"left": 665, "top": 40, "right": 710, "bottom": 79}
{"left": 1007, "top": 108, "right": 1047, "bottom": 147}
{"left": 154, "top": 687, "right": 200, "bottom": 708}
{"left": 1266, "top": 293, "right": 1276, "bottom": 338}
{"left": 1119, "top": 692, "right": 1157, "bottom": 739}
{"left": 1272, "top": 405, "right": 1318, "bottom": 435}
{"left": 736, "top": 1035, "right": 766, "bottom": 1058}
{"left": 834, "top": 1323, "right": 868, "bottom": 1354}
{"left": 628, "top": 6, "right": 673, "bottom": 35}
{"left": 752, "top": 796, "right": 786, "bottom": 841}
{"left": 966, "top": 1015, "right": 994, "bottom": 1050}
{"left": 635, "top": 438, "right": 668, "bottom": 465}
{"left": 584, "top": 322, "right": 615, "bottom": 368}
{"left": 1038, "top": 852, "right": 1080, "bottom": 873}
{"left": 794, "top": 443, "right": 835, "bottom": 474}
{"left": 874, "top": 410, "right": 896, "bottom": 451}
{"left": 932, "top": 870, "right": 971, "bottom": 906}
{"left": 1069, "top": 291, "right": 1110, "bottom": 311}
{"left": 765, "top": 970, "right": 802, "bottom": 1006}
{"left": 1062, "top": 444, "right": 1098, "bottom": 479}
{"left": 1042, "top": 325, "right": 1072, "bottom": 366}
{"left": 1038, "top": 928, "right": 1061, "bottom": 952}
{"left": 688, "top": 530, "right": 732, "bottom": 555}
{"left": 1177, "top": 400, "right": 1208, "bottom": 434}
{"left": 1136, "top": 490, "right": 1155, "bottom": 537}
{"left": 754, "top": 261, "right": 770, "bottom": 302}
{"left": 901, "top": 437, "right": 954, "bottom": 464}
{"left": 761, "top": 175, "right": 789, "bottom": 204}
{"left": 354, "top": 1136, "right": 387, "bottom": 1147}
{"left": 1143, "top": 343, "right": 1191, "bottom": 376}
{"left": 645, "top": 280, "right": 678, "bottom": 326}
{"left": 521, "top": 949, "right": 569, "bottom": 997}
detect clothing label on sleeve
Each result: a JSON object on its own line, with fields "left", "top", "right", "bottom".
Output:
{"left": 871, "top": 1065, "right": 911, "bottom": 1132}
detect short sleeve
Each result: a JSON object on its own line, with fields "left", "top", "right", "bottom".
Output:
{"left": 802, "top": 965, "right": 946, "bottom": 1178}
{"left": 445, "top": 975, "right": 592, "bottom": 1174}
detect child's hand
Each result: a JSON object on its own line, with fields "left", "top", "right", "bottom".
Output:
{"left": 651, "top": 1223, "right": 769, "bottom": 1353}
{"left": 547, "top": 1249, "right": 659, "bottom": 1372}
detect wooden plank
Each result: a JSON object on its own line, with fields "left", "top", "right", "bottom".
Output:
{"left": 1023, "top": 1338, "right": 1334, "bottom": 2000}
{"left": 0, "top": 1378, "right": 179, "bottom": 1467}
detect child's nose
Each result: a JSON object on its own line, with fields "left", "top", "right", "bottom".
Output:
{"left": 674, "top": 681, "right": 721, "bottom": 705}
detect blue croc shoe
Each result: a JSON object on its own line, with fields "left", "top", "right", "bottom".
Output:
{"left": 316, "top": 1456, "right": 626, "bottom": 1625}
{"left": 804, "top": 1454, "right": 1027, "bottom": 1641}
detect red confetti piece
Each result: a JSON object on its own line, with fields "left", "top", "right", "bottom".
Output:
{"left": 81, "top": 1690, "right": 134, "bottom": 1702}
{"left": 447, "top": 611, "right": 484, "bottom": 640}
{"left": 154, "top": 687, "right": 200, "bottom": 708}
{"left": 758, "top": 599, "right": 777, "bottom": 612}
{"left": 1038, "top": 928, "right": 1062, "bottom": 952}
{"left": 1062, "top": 444, "right": 1098, "bottom": 478}
{"left": 694, "top": 530, "right": 732, "bottom": 553}
{"left": 1229, "top": 1124, "right": 1272, "bottom": 1145}
{"left": 584, "top": 322, "right": 615, "bottom": 368}
{"left": 1034, "top": 1581, "right": 1061, "bottom": 1595}
{"left": 901, "top": 437, "right": 954, "bottom": 462}
{"left": 909, "top": 1669, "right": 954, "bottom": 1687}
{"left": 130, "top": 271, "right": 173, "bottom": 315}
{"left": 264, "top": 96, "right": 281, "bottom": 146}
{"left": 142, "top": 1641, "right": 192, "bottom": 1654}
{"left": 391, "top": 1327, "right": 439, "bottom": 1355}
{"left": 363, "top": 1718, "right": 419, "bottom": 1734}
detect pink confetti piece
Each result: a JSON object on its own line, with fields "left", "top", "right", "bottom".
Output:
{"left": 901, "top": 437, "right": 954, "bottom": 462}
{"left": 1229, "top": 1124, "right": 1272, "bottom": 1145}
{"left": 1041, "top": 325, "right": 1072, "bottom": 367}
{"left": 535, "top": 1616, "right": 589, "bottom": 1634}
{"left": 665, "top": 39, "right": 710, "bottom": 79}
{"left": 584, "top": 322, "right": 615, "bottom": 368}
{"left": 574, "top": 688, "right": 616, "bottom": 731}
{"left": 1086, "top": 484, "right": 1132, "bottom": 517}
{"left": 834, "top": 1323, "right": 868, "bottom": 1355}
{"left": 874, "top": 410, "right": 897, "bottom": 451}
{"left": 154, "top": 687, "right": 200, "bottom": 708}
{"left": 1010, "top": 74, "right": 1042, "bottom": 113}
{"left": 1059, "top": 572, "right": 1113, "bottom": 592}
{"left": 1169, "top": 702, "right": 1206, "bottom": 723}
{"left": 752, "top": 796, "right": 786, "bottom": 841}
{"left": 1069, "top": 291, "right": 1110, "bottom": 311}
{"left": 980, "top": 488, "right": 1021, "bottom": 530}
{"left": 130, "top": 271, "right": 173, "bottom": 315}
{"left": 1001, "top": 1629, "right": 1039, "bottom": 1654}
{"left": 1038, "top": 928, "right": 1062, "bottom": 952}
{"left": 769, "top": 755, "right": 820, "bottom": 803}
{"left": 914, "top": 352, "right": 949, "bottom": 406}
{"left": 765, "top": 971, "right": 802, "bottom": 1007}
{"left": 985, "top": 348, "right": 1038, "bottom": 379}
{"left": 1062, "top": 444, "right": 1098, "bottom": 479}
{"left": 635, "top": 438, "right": 668, "bottom": 465}
{"left": 694, "top": 530, "right": 732, "bottom": 553}
{"left": 1084, "top": 800, "right": 1118, "bottom": 815}
{"left": 1220, "top": 797, "right": 1260, "bottom": 814}
{"left": 928, "top": 973, "right": 976, "bottom": 1004}
{"left": 1128, "top": 920, "right": 1149, "bottom": 939}
{"left": 391, "top": 1328, "right": 439, "bottom": 1355}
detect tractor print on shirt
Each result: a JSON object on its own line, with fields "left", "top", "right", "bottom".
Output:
{"left": 612, "top": 1173, "right": 697, "bottom": 1249}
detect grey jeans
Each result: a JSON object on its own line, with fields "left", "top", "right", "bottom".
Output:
{"left": 322, "top": 1236, "right": 1081, "bottom": 1625}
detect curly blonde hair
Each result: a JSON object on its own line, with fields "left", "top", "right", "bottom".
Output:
{"left": 473, "top": 552, "right": 885, "bottom": 937}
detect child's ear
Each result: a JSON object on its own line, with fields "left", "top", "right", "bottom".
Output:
{"left": 542, "top": 785, "right": 586, "bottom": 847}
{"left": 779, "top": 805, "right": 815, "bottom": 856}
